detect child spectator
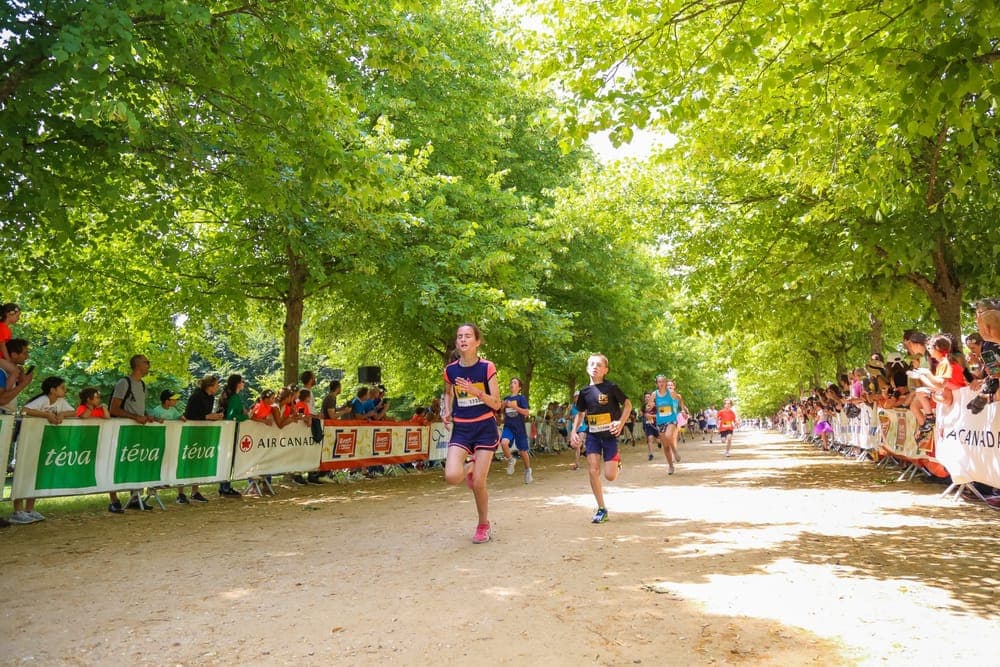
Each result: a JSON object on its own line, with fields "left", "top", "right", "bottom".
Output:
{"left": 250, "top": 389, "right": 276, "bottom": 425}
{"left": 150, "top": 390, "right": 182, "bottom": 421}
{"left": 909, "top": 334, "right": 967, "bottom": 438}
{"left": 0, "top": 303, "right": 22, "bottom": 381}
{"left": 12, "top": 376, "right": 76, "bottom": 523}
{"left": 410, "top": 406, "right": 428, "bottom": 425}
{"left": 76, "top": 387, "right": 110, "bottom": 419}
{"left": 23, "top": 376, "right": 75, "bottom": 424}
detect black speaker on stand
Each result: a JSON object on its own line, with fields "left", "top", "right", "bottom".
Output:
{"left": 358, "top": 366, "right": 382, "bottom": 384}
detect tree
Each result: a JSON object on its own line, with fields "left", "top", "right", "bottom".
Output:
{"left": 526, "top": 0, "right": 1000, "bottom": 341}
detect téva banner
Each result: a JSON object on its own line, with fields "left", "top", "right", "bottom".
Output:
{"left": 12, "top": 418, "right": 235, "bottom": 498}
{"left": 231, "top": 420, "right": 322, "bottom": 478}
{"left": 935, "top": 387, "right": 1000, "bottom": 488}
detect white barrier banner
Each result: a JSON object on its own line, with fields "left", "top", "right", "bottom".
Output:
{"left": 319, "top": 421, "right": 429, "bottom": 470}
{"left": 934, "top": 387, "right": 1000, "bottom": 487}
{"left": 429, "top": 421, "right": 452, "bottom": 461}
{"left": 0, "top": 415, "right": 13, "bottom": 498}
{"left": 232, "top": 420, "right": 321, "bottom": 478}
{"left": 876, "top": 409, "right": 920, "bottom": 458}
{"left": 861, "top": 405, "right": 880, "bottom": 450}
{"left": 12, "top": 418, "right": 235, "bottom": 498}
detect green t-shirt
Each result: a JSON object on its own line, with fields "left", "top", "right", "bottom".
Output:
{"left": 224, "top": 393, "right": 248, "bottom": 422}
{"left": 150, "top": 405, "right": 182, "bottom": 421}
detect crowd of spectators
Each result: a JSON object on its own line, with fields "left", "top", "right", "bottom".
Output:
{"left": 0, "top": 305, "right": 429, "bottom": 524}
{"left": 772, "top": 299, "right": 1000, "bottom": 500}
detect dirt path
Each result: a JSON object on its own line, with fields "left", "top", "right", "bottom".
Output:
{"left": 3, "top": 430, "right": 998, "bottom": 665}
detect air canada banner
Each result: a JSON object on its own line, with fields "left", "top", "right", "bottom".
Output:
{"left": 231, "top": 421, "right": 322, "bottom": 478}
{"left": 934, "top": 387, "right": 1000, "bottom": 488}
{"left": 11, "top": 419, "right": 235, "bottom": 498}
{"left": 319, "top": 420, "right": 430, "bottom": 470}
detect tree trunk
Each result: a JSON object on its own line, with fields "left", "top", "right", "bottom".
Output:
{"left": 282, "top": 248, "right": 308, "bottom": 387}
{"left": 868, "top": 313, "right": 884, "bottom": 356}
{"left": 519, "top": 360, "right": 534, "bottom": 403}
{"left": 907, "top": 235, "right": 963, "bottom": 342}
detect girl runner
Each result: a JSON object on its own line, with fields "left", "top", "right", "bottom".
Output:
{"left": 441, "top": 323, "right": 503, "bottom": 543}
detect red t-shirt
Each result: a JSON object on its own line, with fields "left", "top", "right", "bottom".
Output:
{"left": 0, "top": 322, "right": 10, "bottom": 358}
{"left": 75, "top": 405, "right": 107, "bottom": 418}
{"left": 717, "top": 408, "right": 737, "bottom": 430}
{"left": 250, "top": 402, "right": 274, "bottom": 420}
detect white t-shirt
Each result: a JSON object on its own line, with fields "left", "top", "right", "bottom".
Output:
{"left": 25, "top": 395, "right": 74, "bottom": 414}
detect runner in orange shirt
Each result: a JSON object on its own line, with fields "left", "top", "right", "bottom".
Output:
{"left": 717, "top": 398, "right": 739, "bottom": 458}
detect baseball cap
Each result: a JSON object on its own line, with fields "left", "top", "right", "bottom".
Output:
{"left": 161, "top": 390, "right": 180, "bottom": 402}
{"left": 887, "top": 353, "right": 904, "bottom": 363}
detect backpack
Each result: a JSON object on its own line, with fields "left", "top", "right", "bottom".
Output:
{"left": 117, "top": 376, "right": 146, "bottom": 413}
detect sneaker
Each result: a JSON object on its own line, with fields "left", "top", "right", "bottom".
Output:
{"left": 472, "top": 522, "right": 492, "bottom": 544}
{"left": 219, "top": 487, "right": 242, "bottom": 498}
{"left": 176, "top": 493, "right": 189, "bottom": 505}
{"left": 108, "top": 501, "right": 125, "bottom": 514}
{"left": 668, "top": 463, "right": 675, "bottom": 475}
{"left": 612, "top": 452, "right": 622, "bottom": 471}
{"left": 306, "top": 472, "right": 323, "bottom": 485}
{"left": 591, "top": 508, "right": 608, "bottom": 524}
{"left": 190, "top": 492, "right": 208, "bottom": 503}
{"left": 506, "top": 457, "right": 516, "bottom": 475}
{"left": 28, "top": 510, "right": 46, "bottom": 521}
{"left": 648, "top": 453, "right": 654, "bottom": 461}
{"left": 524, "top": 468, "right": 533, "bottom": 484}
{"left": 675, "top": 452, "right": 681, "bottom": 463}
{"left": 289, "top": 474, "right": 307, "bottom": 485}
{"left": 9, "top": 510, "right": 36, "bottom": 524}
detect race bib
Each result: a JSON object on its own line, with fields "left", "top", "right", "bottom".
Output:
{"left": 587, "top": 413, "right": 613, "bottom": 433}
{"left": 456, "top": 383, "right": 486, "bottom": 408}
{"left": 658, "top": 405, "right": 673, "bottom": 416}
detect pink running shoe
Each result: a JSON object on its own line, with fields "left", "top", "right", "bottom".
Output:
{"left": 473, "top": 522, "right": 492, "bottom": 544}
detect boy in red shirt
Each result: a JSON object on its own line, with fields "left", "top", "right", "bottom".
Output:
{"left": 717, "top": 399, "right": 739, "bottom": 458}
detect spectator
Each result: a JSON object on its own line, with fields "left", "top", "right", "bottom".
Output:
{"left": 249, "top": 389, "right": 277, "bottom": 425}
{"left": 320, "top": 380, "right": 351, "bottom": 420}
{"left": 22, "top": 376, "right": 75, "bottom": 424}
{"left": 180, "top": 374, "right": 224, "bottom": 503}
{"left": 108, "top": 354, "right": 159, "bottom": 513}
{"left": 273, "top": 387, "right": 301, "bottom": 428}
{"left": 217, "top": 374, "right": 247, "bottom": 497}
{"left": 427, "top": 397, "right": 442, "bottom": 423}
{"left": 967, "top": 299, "right": 1000, "bottom": 414}
{"left": 12, "top": 376, "right": 76, "bottom": 523}
{"left": 908, "top": 334, "right": 966, "bottom": 438}
{"left": 0, "top": 341, "right": 34, "bottom": 526}
{"left": 75, "top": 387, "right": 110, "bottom": 420}
{"left": 410, "top": 406, "right": 428, "bottom": 425}
{"left": 903, "top": 330, "right": 935, "bottom": 375}
{"left": 350, "top": 386, "right": 375, "bottom": 420}
{"left": 0, "top": 303, "right": 21, "bottom": 381}
{"left": 150, "top": 390, "right": 182, "bottom": 421}
{"left": 0, "top": 338, "right": 33, "bottom": 415}
{"left": 372, "top": 384, "right": 390, "bottom": 420}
